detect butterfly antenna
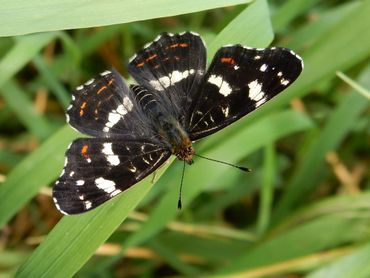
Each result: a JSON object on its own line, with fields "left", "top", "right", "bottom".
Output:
{"left": 193, "top": 153, "right": 251, "bottom": 172}
{"left": 178, "top": 161, "right": 186, "bottom": 209}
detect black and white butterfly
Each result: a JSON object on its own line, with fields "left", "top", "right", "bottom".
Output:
{"left": 53, "top": 31, "right": 303, "bottom": 215}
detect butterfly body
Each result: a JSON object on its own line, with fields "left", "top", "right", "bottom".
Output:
{"left": 130, "top": 84, "right": 194, "bottom": 164}
{"left": 53, "top": 32, "right": 303, "bottom": 215}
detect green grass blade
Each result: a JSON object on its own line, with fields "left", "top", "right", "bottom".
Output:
{"left": 0, "top": 79, "right": 55, "bottom": 139}
{"left": 148, "top": 239, "right": 202, "bottom": 276}
{"left": 271, "top": 0, "right": 321, "bottom": 31}
{"left": 256, "top": 143, "right": 275, "bottom": 235}
{"left": 0, "top": 0, "right": 252, "bottom": 36}
{"left": 0, "top": 126, "right": 78, "bottom": 227}
{"left": 216, "top": 205, "right": 370, "bottom": 274}
{"left": 274, "top": 65, "right": 370, "bottom": 221}
{"left": 32, "top": 55, "right": 71, "bottom": 108}
{"left": 0, "top": 33, "right": 56, "bottom": 88}
{"left": 262, "top": 0, "right": 370, "bottom": 113}
{"left": 336, "top": 71, "right": 370, "bottom": 100}
{"left": 307, "top": 242, "right": 370, "bottom": 278}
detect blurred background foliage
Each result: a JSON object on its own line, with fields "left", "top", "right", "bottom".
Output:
{"left": 0, "top": 0, "right": 369, "bottom": 277}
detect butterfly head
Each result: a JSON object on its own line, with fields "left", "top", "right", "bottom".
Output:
{"left": 173, "top": 137, "right": 194, "bottom": 165}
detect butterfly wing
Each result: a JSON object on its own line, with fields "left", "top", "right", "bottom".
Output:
{"left": 128, "top": 32, "right": 206, "bottom": 121}
{"left": 67, "top": 69, "right": 151, "bottom": 139}
{"left": 187, "top": 45, "right": 304, "bottom": 140}
{"left": 53, "top": 138, "right": 171, "bottom": 214}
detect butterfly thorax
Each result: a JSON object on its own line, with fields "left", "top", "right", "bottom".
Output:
{"left": 131, "top": 84, "right": 194, "bottom": 164}
{"left": 157, "top": 114, "right": 194, "bottom": 164}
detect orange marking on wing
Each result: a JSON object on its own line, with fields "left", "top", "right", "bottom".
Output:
{"left": 81, "top": 144, "right": 89, "bottom": 159}
{"left": 179, "top": 43, "right": 188, "bottom": 47}
{"left": 97, "top": 86, "right": 107, "bottom": 94}
{"left": 108, "top": 79, "right": 114, "bottom": 86}
{"left": 79, "top": 101, "right": 87, "bottom": 117}
{"left": 169, "top": 43, "right": 179, "bottom": 48}
{"left": 136, "top": 62, "right": 145, "bottom": 68}
{"left": 145, "top": 54, "right": 157, "bottom": 62}
{"left": 221, "top": 57, "right": 236, "bottom": 65}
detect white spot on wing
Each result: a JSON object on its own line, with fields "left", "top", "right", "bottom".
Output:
{"left": 106, "top": 112, "right": 121, "bottom": 128}
{"left": 76, "top": 85, "right": 84, "bottom": 90}
{"left": 84, "top": 79, "right": 94, "bottom": 86}
{"left": 260, "top": 64, "right": 268, "bottom": 72}
{"left": 144, "top": 41, "right": 153, "bottom": 49}
{"left": 280, "top": 78, "right": 290, "bottom": 86}
{"left": 116, "top": 105, "right": 127, "bottom": 115}
{"left": 129, "top": 53, "right": 137, "bottom": 63}
{"left": 277, "top": 71, "right": 283, "bottom": 77}
{"left": 102, "top": 143, "right": 120, "bottom": 166}
{"left": 149, "top": 69, "right": 195, "bottom": 91}
{"left": 208, "top": 75, "right": 233, "bottom": 97}
{"left": 53, "top": 197, "right": 68, "bottom": 215}
{"left": 76, "top": 180, "right": 85, "bottom": 186}
{"left": 128, "top": 165, "right": 137, "bottom": 173}
{"left": 100, "top": 70, "right": 111, "bottom": 76}
{"left": 154, "top": 35, "right": 162, "bottom": 42}
{"left": 110, "top": 189, "right": 122, "bottom": 197}
{"left": 95, "top": 177, "right": 116, "bottom": 193}
{"left": 248, "top": 80, "right": 265, "bottom": 101}
{"left": 84, "top": 200, "right": 92, "bottom": 210}
{"left": 123, "top": 96, "right": 133, "bottom": 111}
{"left": 221, "top": 106, "right": 229, "bottom": 117}
{"left": 105, "top": 97, "right": 132, "bottom": 132}
{"left": 190, "top": 31, "right": 200, "bottom": 36}
{"left": 254, "top": 55, "right": 261, "bottom": 60}
{"left": 255, "top": 96, "right": 267, "bottom": 107}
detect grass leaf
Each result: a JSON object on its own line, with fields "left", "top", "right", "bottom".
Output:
{"left": 0, "top": 0, "right": 252, "bottom": 36}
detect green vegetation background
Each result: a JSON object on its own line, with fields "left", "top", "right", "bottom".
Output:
{"left": 0, "top": 0, "right": 369, "bottom": 277}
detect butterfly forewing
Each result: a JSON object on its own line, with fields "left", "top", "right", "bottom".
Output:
{"left": 128, "top": 32, "right": 206, "bottom": 118}
{"left": 188, "top": 45, "right": 303, "bottom": 140}
{"left": 67, "top": 69, "right": 151, "bottom": 139}
{"left": 53, "top": 138, "right": 170, "bottom": 214}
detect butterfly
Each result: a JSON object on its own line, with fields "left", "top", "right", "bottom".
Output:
{"left": 53, "top": 31, "right": 303, "bottom": 215}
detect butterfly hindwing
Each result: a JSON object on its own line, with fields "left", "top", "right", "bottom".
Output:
{"left": 128, "top": 32, "right": 206, "bottom": 118}
{"left": 53, "top": 138, "right": 171, "bottom": 214}
{"left": 67, "top": 69, "right": 151, "bottom": 139}
{"left": 187, "top": 45, "right": 304, "bottom": 140}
